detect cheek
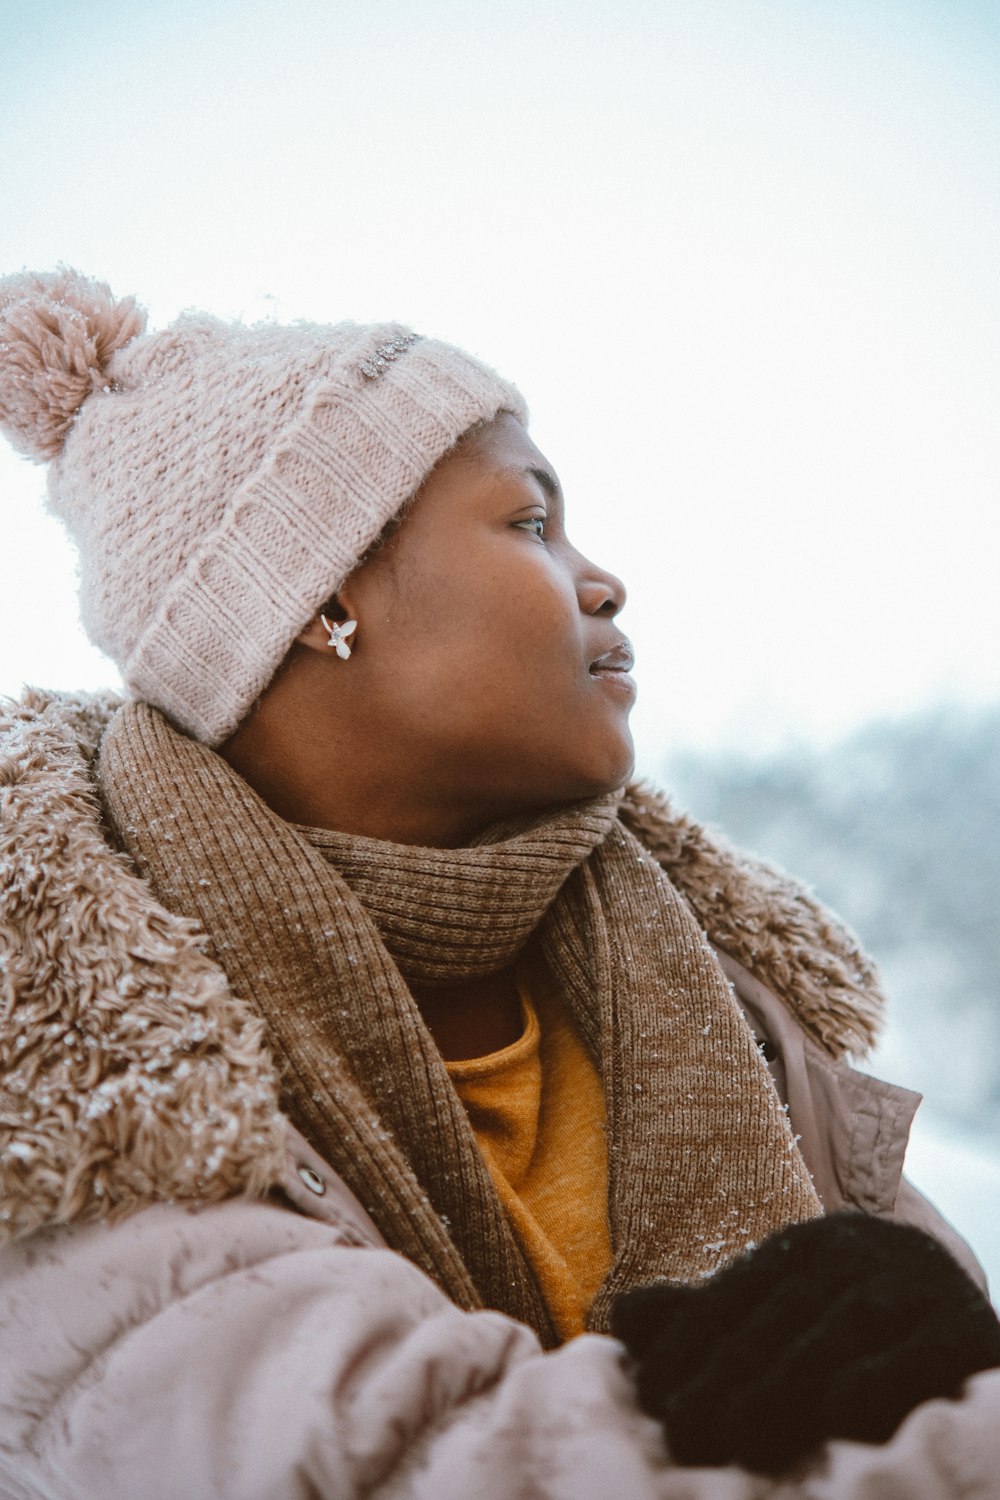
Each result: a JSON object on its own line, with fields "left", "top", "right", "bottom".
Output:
{"left": 359, "top": 547, "right": 586, "bottom": 718}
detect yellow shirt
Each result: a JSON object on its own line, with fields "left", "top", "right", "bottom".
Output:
{"left": 446, "top": 966, "right": 612, "bottom": 1341}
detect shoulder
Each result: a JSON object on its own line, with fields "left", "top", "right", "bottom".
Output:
{"left": 619, "top": 780, "right": 885, "bottom": 1059}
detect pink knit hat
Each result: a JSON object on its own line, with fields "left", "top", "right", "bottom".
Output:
{"left": 0, "top": 269, "right": 527, "bottom": 743}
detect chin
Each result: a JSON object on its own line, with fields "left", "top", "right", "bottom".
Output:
{"left": 563, "top": 737, "right": 636, "bottom": 801}
{"left": 477, "top": 727, "right": 636, "bottom": 815}
{"left": 600, "top": 729, "right": 636, "bottom": 789}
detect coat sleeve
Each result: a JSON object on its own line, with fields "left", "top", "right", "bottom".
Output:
{"left": 2, "top": 1197, "right": 999, "bottom": 1500}
{"left": 0, "top": 1197, "right": 675, "bottom": 1500}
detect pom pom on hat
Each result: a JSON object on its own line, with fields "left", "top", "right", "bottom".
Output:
{"left": 0, "top": 267, "right": 145, "bottom": 462}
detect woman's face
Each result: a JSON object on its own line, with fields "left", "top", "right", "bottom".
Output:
{"left": 338, "top": 412, "right": 635, "bottom": 822}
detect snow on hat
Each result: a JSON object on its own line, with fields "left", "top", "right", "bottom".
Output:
{"left": 0, "top": 268, "right": 527, "bottom": 743}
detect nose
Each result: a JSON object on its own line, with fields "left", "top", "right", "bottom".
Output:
{"left": 577, "top": 554, "right": 627, "bottom": 618}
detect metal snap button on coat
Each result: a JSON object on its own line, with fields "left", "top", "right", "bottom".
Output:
{"left": 297, "top": 1164, "right": 326, "bottom": 1196}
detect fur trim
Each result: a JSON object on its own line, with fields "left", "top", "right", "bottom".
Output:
{"left": 620, "top": 783, "right": 885, "bottom": 1058}
{"left": 0, "top": 689, "right": 286, "bottom": 1241}
{"left": 0, "top": 693, "right": 882, "bottom": 1242}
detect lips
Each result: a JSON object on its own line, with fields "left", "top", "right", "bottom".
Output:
{"left": 589, "top": 639, "right": 635, "bottom": 675}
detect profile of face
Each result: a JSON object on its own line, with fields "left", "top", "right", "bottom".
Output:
{"left": 317, "top": 412, "right": 635, "bottom": 827}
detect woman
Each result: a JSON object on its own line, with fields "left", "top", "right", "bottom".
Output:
{"left": 0, "top": 268, "right": 998, "bottom": 1497}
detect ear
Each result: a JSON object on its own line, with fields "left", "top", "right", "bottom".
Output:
{"left": 295, "top": 592, "right": 360, "bottom": 654}
{"left": 296, "top": 615, "right": 334, "bottom": 654}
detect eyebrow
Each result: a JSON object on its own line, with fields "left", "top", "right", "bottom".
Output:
{"left": 525, "top": 465, "right": 561, "bottom": 501}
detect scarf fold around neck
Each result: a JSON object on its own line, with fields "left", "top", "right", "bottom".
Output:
{"left": 98, "top": 703, "right": 820, "bottom": 1345}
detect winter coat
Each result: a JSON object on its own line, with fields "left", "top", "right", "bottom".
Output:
{"left": 1, "top": 689, "right": 996, "bottom": 1500}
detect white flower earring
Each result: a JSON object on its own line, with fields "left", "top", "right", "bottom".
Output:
{"left": 320, "top": 614, "right": 357, "bottom": 660}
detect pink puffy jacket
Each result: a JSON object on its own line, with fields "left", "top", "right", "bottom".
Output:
{"left": 1, "top": 693, "right": 996, "bottom": 1499}
{"left": 3, "top": 967, "right": 995, "bottom": 1500}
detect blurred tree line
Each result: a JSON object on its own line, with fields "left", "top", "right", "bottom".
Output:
{"left": 663, "top": 704, "right": 1000, "bottom": 1135}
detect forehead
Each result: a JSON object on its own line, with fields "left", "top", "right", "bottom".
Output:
{"left": 455, "top": 411, "right": 552, "bottom": 476}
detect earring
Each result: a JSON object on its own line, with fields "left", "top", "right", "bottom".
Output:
{"left": 320, "top": 614, "right": 357, "bottom": 659}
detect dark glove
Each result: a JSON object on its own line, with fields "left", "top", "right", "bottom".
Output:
{"left": 610, "top": 1212, "right": 1000, "bottom": 1476}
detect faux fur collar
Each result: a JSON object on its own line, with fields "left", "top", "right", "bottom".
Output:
{"left": 0, "top": 690, "right": 885, "bottom": 1242}
{"left": 0, "top": 689, "right": 287, "bottom": 1242}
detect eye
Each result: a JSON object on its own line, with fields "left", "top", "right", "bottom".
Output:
{"left": 515, "top": 516, "right": 546, "bottom": 540}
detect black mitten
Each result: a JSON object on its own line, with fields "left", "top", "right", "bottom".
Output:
{"left": 610, "top": 1213, "right": 1000, "bottom": 1476}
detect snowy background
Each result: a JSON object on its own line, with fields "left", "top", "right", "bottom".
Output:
{"left": 3, "top": 0, "right": 999, "bottom": 1286}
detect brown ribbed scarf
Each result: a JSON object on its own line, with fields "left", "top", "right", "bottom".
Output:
{"left": 98, "top": 703, "right": 820, "bottom": 1346}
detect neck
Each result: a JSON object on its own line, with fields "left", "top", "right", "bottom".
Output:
{"left": 219, "top": 653, "right": 501, "bottom": 847}
{"left": 409, "top": 970, "right": 525, "bottom": 1060}
{"left": 220, "top": 725, "right": 504, "bottom": 847}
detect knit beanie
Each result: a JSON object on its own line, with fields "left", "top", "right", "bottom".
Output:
{"left": 0, "top": 268, "right": 526, "bottom": 743}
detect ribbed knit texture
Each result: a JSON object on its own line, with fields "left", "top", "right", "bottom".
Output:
{"left": 0, "top": 270, "right": 526, "bottom": 745}
{"left": 97, "top": 703, "right": 822, "bottom": 1345}
{"left": 301, "top": 815, "right": 613, "bottom": 983}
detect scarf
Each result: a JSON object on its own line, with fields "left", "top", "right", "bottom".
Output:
{"left": 98, "top": 703, "right": 821, "bottom": 1345}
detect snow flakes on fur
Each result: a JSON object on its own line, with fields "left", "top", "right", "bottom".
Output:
{"left": 0, "top": 689, "right": 286, "bottom": 1241}
{"left": 620, "top": 783, "right": 885, "bottom": 1058}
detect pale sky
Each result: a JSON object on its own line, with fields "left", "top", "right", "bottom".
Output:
{"left": 3, "top": 0, "right": 999, "bottom": 768}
